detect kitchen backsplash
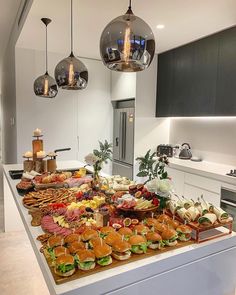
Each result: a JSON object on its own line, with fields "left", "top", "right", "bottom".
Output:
{"left": 169, "top": 117, "right": 236, "bottom": 166}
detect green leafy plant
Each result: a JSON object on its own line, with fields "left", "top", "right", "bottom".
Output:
{"left": 136, "top": 150, "right": 169, "bottom": 184}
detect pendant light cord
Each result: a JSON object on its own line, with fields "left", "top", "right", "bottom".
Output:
{"left": 129, "top": 0, "right": 132, "bottom": 9}
{"left": 70, "top": 0, "right": 73, "bottom": 54}
{"left": 45, "top": 24, "right": 48, "bottom": 74}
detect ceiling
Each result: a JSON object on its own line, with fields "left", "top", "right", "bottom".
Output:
{"left": 17, "top": 0, "right": 236, "bottom": 59}
{"left": 0, "top": 0, "right": 22, "bottom": 67}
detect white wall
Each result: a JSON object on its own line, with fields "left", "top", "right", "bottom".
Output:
{"left": 169, "top": 117, "right": 236, "bottom": 166}
{"left": 15, "top": 48, "right": 112, "bottom": 173}
{"left": 134, "top": 54, "right": 170, "bottom": 176}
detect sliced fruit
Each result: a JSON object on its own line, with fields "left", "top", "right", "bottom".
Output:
{"left": 123, "top": 218, "right": 132, "bottom": 227}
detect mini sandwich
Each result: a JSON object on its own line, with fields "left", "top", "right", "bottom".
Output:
{"left": 145, "top": 218, "right": 159, "bottom": 227}
{"left": 68, "top": 241, "right": 85, "bottom": 255}
{"left": 166, "top": 219, "right": 180, "bottom": 230}
{"left": 129, "top": 235, "right": 147, "bottom": 254}
{"left": 161, "top": 228, "right": 178, "bottom": 246}
{"left": 156, "top": 214, "right": 172, "bottom": 224}
{"left": 93, "top": 244, "right": 112, "bottom": 266}
{"left": 99, "top": 226, "right": 115, "bottom": 239}
{"left": 46, "top": 236, "right": 64, "bottom": 259}
{"left": 133, "top": 224, "right": 149, "bottom": 235}
{"left": 54, "top": 254, "right": 75, "bottom": 277}
{"left": 52, "top": 246, "right": 70, "bottom": 260}
{"left": 118, "top": 227, "right": 133, "bottom": 240}
{"left": 154, "top": 222, "right": 168, "bottom": 233}
{"left": 146, "top": 232, "right": 163, "bottom": 250}
{"left": 112, "top": 239, "right": 131, "bottom": 261}
{"left": 176, "top": 225, "right": 192, "bottom": 242}
{"left": 88, "top": 237, "right": 106, "bottom": 249}
{"left": 81, "top": 229, "right": 98, "bottom": 242}
{"left": 104, "top": 232, "right": 122, "bottom": 246}
{"left": 75, "top": 249, "right": 96, "bottom": 271}
{"left": 64, "top": 233, "right": 80, "bottom": 245}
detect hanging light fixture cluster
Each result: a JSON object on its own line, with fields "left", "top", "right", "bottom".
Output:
{"left": 34, "top": 0, "right": 155, "bottom": 98}
{"left": 34, "top": 0, "right": 88, "bottom": 98}
{"left": 33, "top": 18, "right": 58, "bottom": 98}
{"left": 100, "top": 0, "right": 155, "bottom": 72}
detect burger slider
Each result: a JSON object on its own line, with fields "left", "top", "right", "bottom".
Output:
{"left": 68, "top": 241, "right": 85, "bottom": 255}
{"left": 145, "top": 218, "right": 159, "bottom": 227}
{"left": 93, "top": 244, "right": 113, "bottom": 266}
{"left": 156, "top": 214, "right": 171, "bottom": 224}
{"left": 166, "top": 218, "right": 180, "bottom": 230}
{"left": 112, "top": 239, "right": 131, "bottom": 261}
{"left": 75, "top": 249, "right": 96, "bottom": 271}
{"left": 154, "top": 222, "right": 168, "bottom": 234}
{"left": 81, "top": 228, "right": 98, "bottom": 242}
{"left": 104, "top": 232, "right": 122, "bottom": 246}
{"left": 161, "top": 228, "right": 178, "bottom": 247}
{"left": 176, "top": 225, "right": 192, "bottom": 242}
{"left": 45, "top": 235, "right": 64, "bottom": 259}
{"left": 99, "top": 226, "right": 115, "bottom": 239}
{"left": 146, "top": 232, "right": 163, "bottom": 250}
{"left": 54, "top": 254, "right": 75, "bottom": 277}
{"left": 64, "top": 233, "right": 80, "bottom": 245}
{"left": 129, "top": 235, "right": 148, "bottom": 254}
{"left": 133, "top": 224, "right": 149, "bottom": 235}
{"left": 118, "top": 227, "right": 133, "bottom": 240}
{"left": 88, "top": 237, "right": 106, "bottom": 249}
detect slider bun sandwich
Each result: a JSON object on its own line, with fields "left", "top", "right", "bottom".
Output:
{"left": 146, "top": 232, "right": 163, "bottom": 250}
{"left": 53, "top": 246, "right": 70, "bottom": 258}
{"left": 81, "top": 228, "right": 98, "bottom": 242}
{"left": 46, "top": 235, "right": 64, "bottom": 259}
{"left": 118, "top": 227, "right": 133, "bottom": 240}
{"left": 64, "top": 233, "right": 80, "bottom": 245}
{"left": 133, "top": 224, "right": 149, "bottom": 235}
{"left": 68, "top": 241, "right": 85, "bottom": 254}
{"left": 75, "top": 249, "right": 96, "bottom": 271}
{"left": 99, "top": 226, "right": 115, "bottom": 238}
{"left": 154, "top": 222, "right": 168, "bottom": 233}
{"left": 156, "top": 214, "right": 172, "bottom": 223}
{"left": 112, "top": 239, "right": 131, "bottom": 261}
{"left": 104, "top": 232, "right": 122, "bottom": 246}
{"left": 88, "top": 237, "right": 106, "bottom": 249}
{"left": 54, "top": 254, "right": 75, "bottom": 277}
{"left": 161, "top": 228, "right": 178, "bottom": 246}
{"left": 166, "top": 219, "right": 180, "bottom": 230}
{"left": 176, "top": 225, "right": 192, "bottom": 242}
{"left": 129, "top": 235, "right": 147, "bottom": 254}
{"left": 94, "top": 244, "right": 113, "bottom": 266}
{"left": 145, "top": 218, "right": 159, "bottom": 227}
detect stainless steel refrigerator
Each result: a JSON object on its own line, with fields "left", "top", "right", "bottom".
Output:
{"left": 112, "top": 107, "right": 135, "bottom": 179}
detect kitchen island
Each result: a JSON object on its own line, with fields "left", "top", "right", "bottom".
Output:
{"left": 3, "top": 161, "right": 236, "bottom": 295}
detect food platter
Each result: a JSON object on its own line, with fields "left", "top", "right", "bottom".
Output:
{"left": 42, "top": 240, "right": 194, "bottom": 285}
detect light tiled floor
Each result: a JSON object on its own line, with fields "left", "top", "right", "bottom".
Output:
{"left": 0, "top": 231, "right": 50, "bottom": 295}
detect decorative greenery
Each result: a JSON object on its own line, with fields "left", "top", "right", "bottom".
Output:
{"left": 136, "top": 150, "right": 169, "bottom": 184}
{"left": 85, "top": 140, "right": 112, "bottom": 180}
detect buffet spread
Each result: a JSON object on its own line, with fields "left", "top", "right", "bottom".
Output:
{"left": 13, "top": 133, "right": 233, "bottom": 285}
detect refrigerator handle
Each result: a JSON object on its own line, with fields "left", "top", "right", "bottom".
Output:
{"left": 115, "top": 137, "right": 119, "bottom": 146}
{"left": 122, "top": 112, "right": 127, "bottom": 160}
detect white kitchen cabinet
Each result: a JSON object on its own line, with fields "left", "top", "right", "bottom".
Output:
{"left": 184, "top": 183, "right": 220, "bottom": 206}
{"left": 167, "top": 167, "right": 185, "bottom": 196}
{"left": 111, "top": 72, "right": 136, "bottom": 101}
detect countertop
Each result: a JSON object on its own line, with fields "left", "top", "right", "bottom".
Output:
{"left": 3, "top": 161, "right": 236, "bottom": 295}
{"left": 168, "top": 157, "right": 236, "bottom": 185}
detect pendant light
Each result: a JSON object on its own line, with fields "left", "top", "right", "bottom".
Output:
{"left": 33, "top": 18, "right": 58, "bottom": 98}
{"left": 54, "top": 0, "right": 88, "bottom": 90}
{"left": 100, "top": 0, "right": 155, "bottom": 72}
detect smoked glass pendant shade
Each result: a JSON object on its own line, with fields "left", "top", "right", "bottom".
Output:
{"left": 34, "top": 72, "right": 58, "bottom": 98}
{"left": 54, "top": 53, "right": 88, "bottom": 90}
{"left": 100, "top": 8, "right": 155, "bottom": 72}
{"left": 33, "top": 18, "right": 58, "bottom": 98}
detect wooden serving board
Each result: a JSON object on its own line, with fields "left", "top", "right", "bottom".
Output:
{"left": 43, "top": 240, "right": 194, "bottom": 285}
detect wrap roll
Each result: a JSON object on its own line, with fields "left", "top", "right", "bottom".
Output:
{"left": 186, "top": 206, "right": 200, "bottom": 221}
{"left": 177, "top": 208, "right": 191, "bottom": 222}
{"left": 213, "top": 207, "right": 229, "bottom": 223}
{"left": 168, "top": 201, "right": 181, "bottom": 215}
{"left": 198, "top": 213, "right": 217, "bottom": 225}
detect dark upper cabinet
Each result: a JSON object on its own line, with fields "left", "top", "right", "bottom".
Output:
{"left": 215, "top": 27, "right": 236, "bottom": 115}
{"left": 156, "top": 26, "right": 235, "bottom": 117}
